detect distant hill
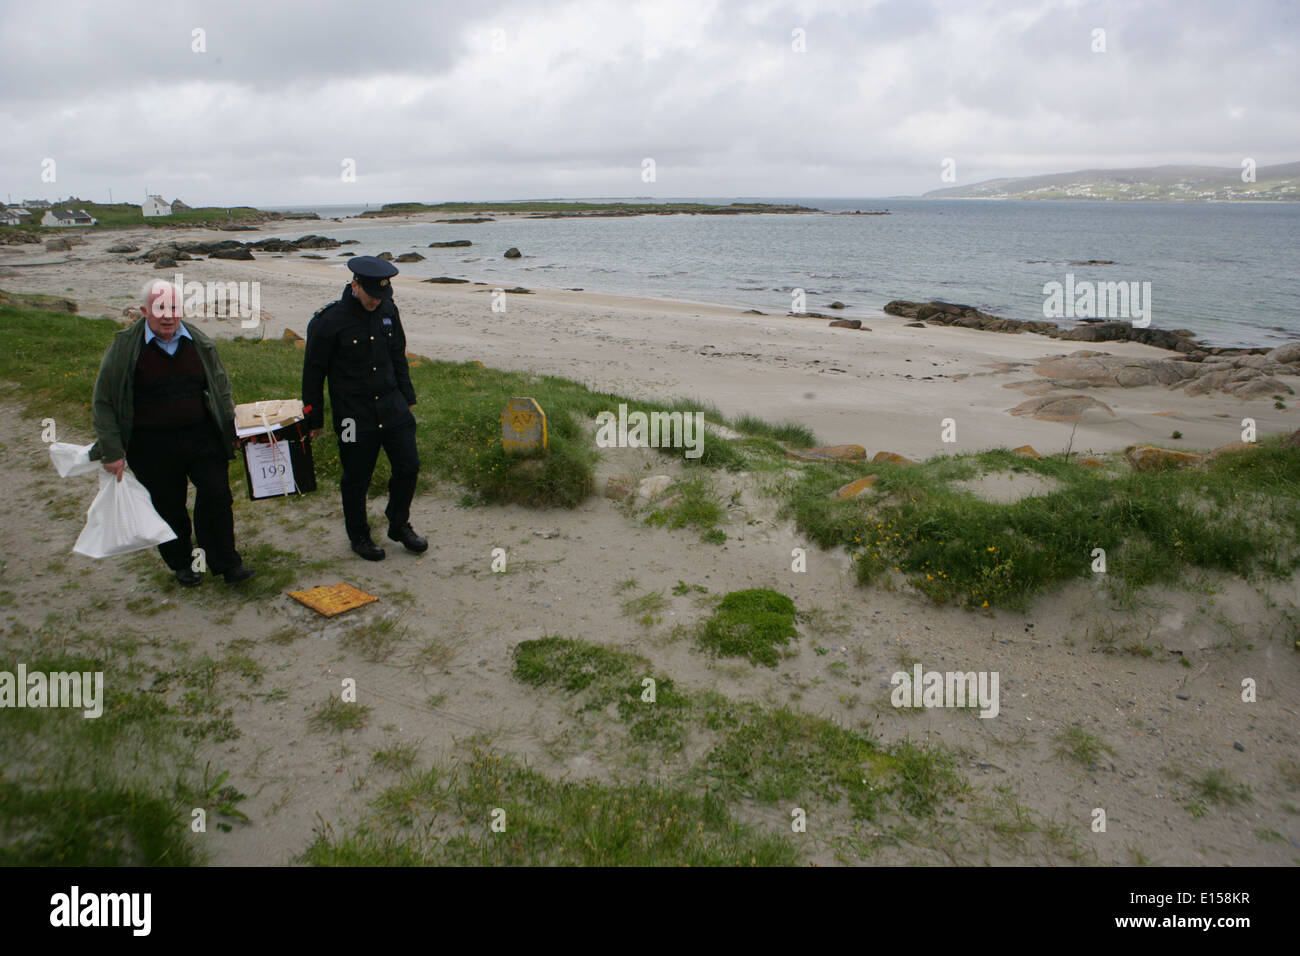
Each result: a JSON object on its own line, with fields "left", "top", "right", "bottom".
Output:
{"left": 923, "top": 162, "right": 1300, "bottom": 201}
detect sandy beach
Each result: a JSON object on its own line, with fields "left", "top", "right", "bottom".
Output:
{"left": 4, "top": 218, "right": 1296, "bottom": 457}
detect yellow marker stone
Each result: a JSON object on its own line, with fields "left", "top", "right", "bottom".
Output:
{"left": 501, "top": 397, "right": 548, "bottom": 454}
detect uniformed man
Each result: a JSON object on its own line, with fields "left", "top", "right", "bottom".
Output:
{"left": 302, "top": 257, "right": 426, "bottom": 560}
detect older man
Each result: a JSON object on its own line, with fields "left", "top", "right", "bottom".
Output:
{"left": 90, "top": 280, "right": 254, "bottom": 586}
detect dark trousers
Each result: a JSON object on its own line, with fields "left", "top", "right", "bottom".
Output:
{"left": 337, "top": 422, "right": 421, "bottom": 542}
{"left": 126, "top": 423, "right": 241, "bottom": 574}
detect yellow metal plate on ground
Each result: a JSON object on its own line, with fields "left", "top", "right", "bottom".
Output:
{"left": 289, "top": 582, "right": 379, "bottom": 616}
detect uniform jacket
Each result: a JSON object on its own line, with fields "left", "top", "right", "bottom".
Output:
{"left": 301, "top": 284, "right": 417, "bottom": 433}
{"left": 89, "top": 317, "right": 237, "bottom": 463}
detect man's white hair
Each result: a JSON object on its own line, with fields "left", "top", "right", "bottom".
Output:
{"left": 141, "top": 278, "right": 183, "bottom": 304}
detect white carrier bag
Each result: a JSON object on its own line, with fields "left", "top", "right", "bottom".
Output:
{"left": 48, "top": 441, "right": 101, "bottom": 477}
{"left": 73, "top": 471, "right": 178, "bottom": 559}
{"left": 50, "top": 441, "right": 176, "bottom": 558}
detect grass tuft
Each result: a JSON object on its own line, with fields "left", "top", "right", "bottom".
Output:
{"left": 698, "top": 589, "right": 799, "bottom": 667}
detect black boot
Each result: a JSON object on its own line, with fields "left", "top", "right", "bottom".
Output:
{"left": 351, "top": 536, "right": 386, "bottom": 561}
{"left": 222, "top": 565, "right": 256, "bottom": 584}
{"left": 387, "top": 523, "right": 428, "bottom": 554}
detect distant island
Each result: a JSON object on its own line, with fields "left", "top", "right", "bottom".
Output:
{"left": 923, "top": 161, "right": 1300, "bottom": 201}
{"left": 360, "top": 201, "right": 820, "bottom": 218}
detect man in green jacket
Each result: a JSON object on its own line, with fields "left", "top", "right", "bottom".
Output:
{"left": 90, "top": 280, "right": 254, "bottom": 586}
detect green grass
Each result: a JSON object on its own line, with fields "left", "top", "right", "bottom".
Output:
{"left": 0, "top": 781, "right": 200, "bottom": 865}
{"left": 309, "top": 696, "right": 372, "bottom": 733}
{"left": 1052, "top": 726, "right": 1116, "bottom": 767}
{"left": 371, "top": 742, "right": 421, "bottom": 772}
{"left": 698, "top": 589, "right": 799, "bottom": 667}
{"left": 342, "top": 614, "right": 408, "bottom": 663}
{"left": 0, "top": 626, "right": 254, "bottom": 865}
{"left": 644, "top": 474, "right": 727, "bottom": 541}
{"left": 1190, "top": 768, "right": 1252, "bottom": 808}
{"left": 512, "top": 637, "right": 691, "bottom": 750}
{"left": 0, "top": 301, "right": 812, "bottom": 511}
{"left": 513, "top": 637, "right": 965, "bottom": 820}
{"left": 301, "top": 748, "right": 799, "bottom": 866}
{"left": 307, "top": 635, "right": 1071, "bottom": 864}
{"left": 149, "top": 649, "right": 258, "bottom": 743}
{"left": 309, "top": 647, "right": 979, "bottom": 865}
{"left": 619, "top": 590, "right": 667, "bottom": 626}
{"left": 0, "top": 289, "right": 77, "bottom": 311}
{"left": 700, "top": 697, "right": 966, "bottom": 820}
{"left": 731, "top": 414, "right": 817, "bottom": 447}
{"left": 783, "top": 445, "right": 1300, "bottom": 609}
{"left": 31, "top": 201, "right": 267, "bottom": 230}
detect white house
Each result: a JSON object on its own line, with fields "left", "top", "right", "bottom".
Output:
{"left": 21, "top": 199, "right": 51, "bottom": 210}
{"left": 142, "top": 194, "right": 172, "bottom": 217}
{"left": 41, "top": 209, "right": 96, "bottom": 226}
{"left": 0, "top": 210, "right": 25, "bottom": 226}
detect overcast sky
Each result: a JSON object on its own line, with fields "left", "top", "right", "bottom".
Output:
{"left": 2, "top": 0, "right": 1296, "bottom": 206}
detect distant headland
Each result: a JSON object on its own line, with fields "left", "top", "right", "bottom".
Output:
{"left": 923, "top": 161, "right": 1300, "bottom": 201}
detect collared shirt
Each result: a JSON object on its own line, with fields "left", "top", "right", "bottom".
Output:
{"left": 144, "top": 322, "right": 193, "bottom": 356}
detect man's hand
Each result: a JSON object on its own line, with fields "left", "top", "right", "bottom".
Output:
{"left": 103, "top": 458, "right": 125, "bottom": 482}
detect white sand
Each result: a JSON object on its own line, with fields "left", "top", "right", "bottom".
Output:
{"left": 4, "top": 221, "right": 1295, "bottom": 456}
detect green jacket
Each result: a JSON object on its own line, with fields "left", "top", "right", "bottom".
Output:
{"left": 90, "top": 318, "right": 237, "bottom": 463}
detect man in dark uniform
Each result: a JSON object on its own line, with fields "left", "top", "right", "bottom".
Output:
{"left": 302, "top": 256, "right": 427, "bottom": 561}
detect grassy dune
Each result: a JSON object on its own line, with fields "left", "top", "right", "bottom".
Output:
{"left": 2, "top": 295, "right": 1295, "bottom": 865}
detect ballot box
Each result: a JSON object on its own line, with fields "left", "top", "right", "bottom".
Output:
{"left": 239, "top": 421, "right": 317, "bottom": 500}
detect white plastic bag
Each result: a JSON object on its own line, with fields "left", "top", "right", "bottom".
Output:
{"left": 73, "top": 472, "right": 177, "bottom": 559}
{"left": 49, "top": 441, "right": 101, "bottom": 477}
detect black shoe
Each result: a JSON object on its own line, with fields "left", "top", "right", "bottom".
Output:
{"left": 222, "top": 565, "right": 256, "bottom": 584}
{"left": 387, "top": 523, "right": 428, "bottom": 554}
{"left": 175, "top": 568, "right": 202, "bottom": 587}
{"left": 351, "top": 537, "right": 386, "bottom": 561}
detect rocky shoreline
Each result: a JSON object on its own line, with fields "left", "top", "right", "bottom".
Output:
{"left": 883, "top": 299, "right": 1300, "bottom": 399}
